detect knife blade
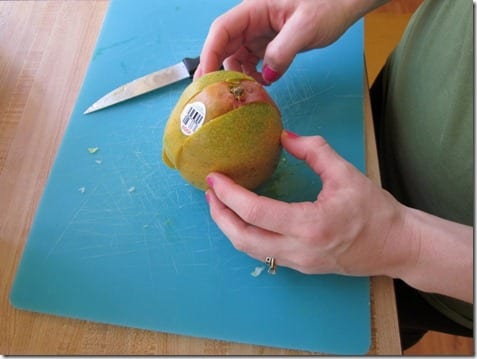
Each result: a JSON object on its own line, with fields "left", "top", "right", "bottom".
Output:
{"left": 84, "top": 56, "right": 200, "bottom": 114}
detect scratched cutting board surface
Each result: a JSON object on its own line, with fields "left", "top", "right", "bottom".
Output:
{"left": 10, "top": 0, "right": 370, "bottom": 354}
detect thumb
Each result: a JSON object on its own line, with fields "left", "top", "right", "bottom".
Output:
{"left": 262, "top": 15, "right": 310, "bottom": 83}
{"left": 280, "top": 130, "right": 351, "bottom": 184}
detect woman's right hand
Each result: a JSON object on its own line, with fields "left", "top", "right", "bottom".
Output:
{"left": 195, "top": 0, "right": 388, "bottom": 84}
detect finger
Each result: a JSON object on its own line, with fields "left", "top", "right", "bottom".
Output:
{"left": 241, "top": 62, "right": 265, "bottom": 84}
{"left": 205, "top": 188, "right": 286, "bottom": 263}
{"left": 206, "top": 172, "right": 314, "bottom": 237}
{"left": 222, "top": 46, "right": 262, "bottom": 80}
{"left": 280, "top": 130, "right": 352, "bottom": 186}
{"left": 261, "top": 13, "right": 311, "bottom": 83}
{"left": 224, "top": 61, "right": 263, "bottom": 85}
{"left": 206, "top": 187, "right": 328, "bottom": 274}
{"left": 197, "top": 3, "right": 253, "bottom": 75}
{"left": 222, "top": 56, "right": 243, "bottom": 73}
{"left": 223, "top": 46, "right": 260, "bottom": 71}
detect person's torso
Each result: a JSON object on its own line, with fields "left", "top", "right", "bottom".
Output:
{"left": 381, "top": 0, "right": 473, "bottom": 226}
{"left": 379, "top": 0, "right": 474, "bottom": 328}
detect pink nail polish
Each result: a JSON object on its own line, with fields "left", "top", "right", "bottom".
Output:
{"left": 283, "top": 129, "right": 299, "bottom": 138}
{"left": 206, "top": 175, "right": 214, "bottom": 188}
{"left": 263, "top": 65, "right": 279, "bottom": 83}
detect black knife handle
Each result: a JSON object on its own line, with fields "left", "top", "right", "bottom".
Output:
{"left": 183, "top": 56, "right": 225, "bottom": 77}
{"left": 183, "top": 57, "right": 200, "bottom": 77}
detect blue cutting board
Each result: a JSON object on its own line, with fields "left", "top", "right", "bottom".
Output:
{"left": 10, "top": 0, "right": 369, "bottom": 354}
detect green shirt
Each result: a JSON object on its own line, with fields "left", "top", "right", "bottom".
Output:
{"left": 377, "top": 0, "right": 473, "bottom": 328}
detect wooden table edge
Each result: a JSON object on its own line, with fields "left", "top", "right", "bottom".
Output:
{"left": 364, "top": 63, "right": 402, "bottom": 355}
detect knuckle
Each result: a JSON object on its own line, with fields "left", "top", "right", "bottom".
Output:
{"left": 302, "top": 135, "right": 328, "bottom": 161}
{"left": 241, "top": 202, "right": 263, "bottom": 225}
{"left": 231, "top": 236, "right": 249, "bottom": 253}
{"left": 299, "top": 225, "right": 323, "bottom": 245}
{"left": 309, "top": 135, "right": 328, "bottom": 148}
{"left": 210, "top": 16, "right": 226, "bottom": 31}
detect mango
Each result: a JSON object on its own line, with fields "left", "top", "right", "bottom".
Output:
{"left": 162, "top": 70, "right": 283, "bottom": 191}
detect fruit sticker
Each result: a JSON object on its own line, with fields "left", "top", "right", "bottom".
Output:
{"left": 180, "top": 101, "right": 206, "bottom": 136}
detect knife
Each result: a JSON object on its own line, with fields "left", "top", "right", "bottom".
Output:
{"left": 84, "top": 56, "right": 200, "bottom": 114}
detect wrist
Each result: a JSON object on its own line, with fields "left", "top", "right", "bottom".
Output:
{"left": 384, "top": 206, "right": 473, "bottom": 303}
{"left": 382, "top": 206, "right": 423, "bottom": 280}
{"left": 378, "top": 202, "right": 421, "bottom": 281}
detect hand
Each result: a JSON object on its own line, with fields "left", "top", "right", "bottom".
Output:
{"left": 195, "top": 0, "right": 387, "bottom": 84}
{"left": 205, "top": 131, "right": 473, "bottom": 303}
{"left": 205, "top": 131, "right": 410, "bottom": 276}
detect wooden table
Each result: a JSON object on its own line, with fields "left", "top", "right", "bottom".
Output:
{"left": 0, "top": 1, "right": 401, "bottom": 355}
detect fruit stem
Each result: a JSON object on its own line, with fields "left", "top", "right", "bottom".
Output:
{"left": 229, "top": 85, "right": 245, "bottom": 102}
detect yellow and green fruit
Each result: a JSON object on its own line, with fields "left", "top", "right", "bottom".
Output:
{"left": 162, "top": 70, "right": 283, "bottom": 191}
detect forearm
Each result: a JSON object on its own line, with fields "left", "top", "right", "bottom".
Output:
{"left": 343, "top": 0, "right": 391, "bottom": 24}
{"left": 389, "top": 206, "right": 473, "bottom": 303}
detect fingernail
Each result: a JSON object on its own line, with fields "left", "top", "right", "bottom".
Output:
{"left": 263, "top": 64, "right": 279, "bottom": 83}
{"left": 283, "top": 129, "right": 299, "bottom": 138}
{"left": 205, "top": 191, "right": 211, "bottom": 203}
{"left": 206, "top": 175, "right": 214, "bottom": 188}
